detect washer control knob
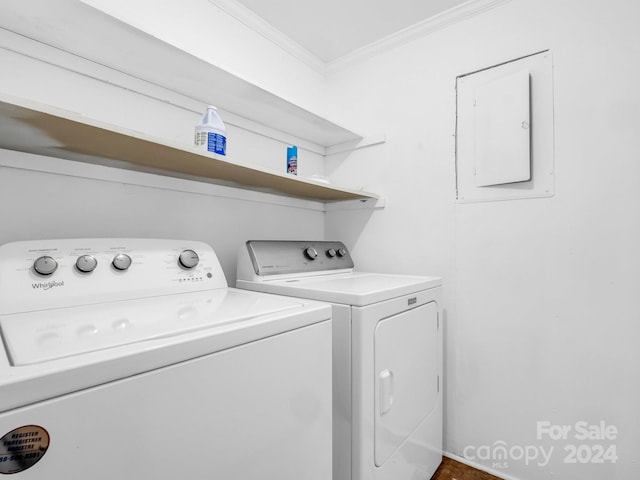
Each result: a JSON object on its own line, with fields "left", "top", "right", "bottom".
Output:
{"left": 304, "top": 247, "right": 318, "bottom": 260}
{"left": 326, "top": 248, "right": 337, "bottom": 258}
{"left": 178, "top": 249, "right": 199, "bottom": 269}
{"left": 336, "top": 248, "right": 347, "bottom": 257}
{"left": 76, "top": 255, "right": 98, "bottom": 273}
{"left": 112, "top": 253, "right": 132, "bottom": 271}
{"left": 33, "top": 256, "right": 58, "bottom": 276}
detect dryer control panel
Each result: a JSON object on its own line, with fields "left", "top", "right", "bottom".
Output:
{"left": 243, "top": 240, "right": 355, "bottom": 278}
{"left": 0, "top": 239, "right": 226, "bottom": 315}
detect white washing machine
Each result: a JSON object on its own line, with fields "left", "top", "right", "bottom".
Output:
{"left": 0, "top": 238, "right": 332, "bottom": 479}
{"left": 236, "top": 240, "right": 443, "bottom": 480}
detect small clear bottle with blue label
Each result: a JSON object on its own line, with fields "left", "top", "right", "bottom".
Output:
{"left": 194, "top": 106, "right": 226, "bottom": 156}
{"left": 287, "top": 145, "right": 297, "bottom": 175}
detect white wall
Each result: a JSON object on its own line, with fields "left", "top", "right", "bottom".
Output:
{"left": 325, "top": 0, "right": 640, "bottom": 479}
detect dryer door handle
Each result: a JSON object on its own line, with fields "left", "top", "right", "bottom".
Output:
{"left": 379, "top": 369, "right": 394, "bottom": 416}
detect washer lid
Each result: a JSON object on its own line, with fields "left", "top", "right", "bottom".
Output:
{"left": 239, "top": 272, "right": 441, "bottom": 306}
{"left": 0, "top": 288, "right": 304, "bottom": 366}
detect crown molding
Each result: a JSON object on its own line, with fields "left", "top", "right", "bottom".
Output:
{"left": 209, "top": 0, "right": 511, "bottom": 75}
{"left": 325, "top": 0, "right": 512, "bottom": 73}
{"left": 208, "top": 0, "right": 326, "bottom": 74}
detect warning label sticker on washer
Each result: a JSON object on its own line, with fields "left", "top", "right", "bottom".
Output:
{"left": 0, "top": 425, "right": 49, "bottom": 474}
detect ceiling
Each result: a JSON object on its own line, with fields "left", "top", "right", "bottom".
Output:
{"left": 230, "top": 0, "right": 473, "bottom": 63}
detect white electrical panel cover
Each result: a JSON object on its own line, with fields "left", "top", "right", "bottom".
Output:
{"left": 474, "top": 69, "right": 531, "bottom": 187}
{"left": 456, "top": 51, "right": 554, "bottom": 202}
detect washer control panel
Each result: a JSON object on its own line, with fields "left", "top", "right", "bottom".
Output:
{"left": 0, "top": 239, "right": 226, "bottom": 315}
{"left": 245, "top": 240, "right": 354, "bottom": 276}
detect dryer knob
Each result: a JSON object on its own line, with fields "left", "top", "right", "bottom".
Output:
{"left": 304, "top": 247, "right": 318, "bottom": 260}
{"left": 326, "top": 248, "right": 337, "bottom": 258}
{"left": 76, "top": 255, "right": 98, "bottom": 273}
{"left": 33, "top": 256, "right": 58, "bottom": 276}
{"left": 112, "top": 253, "right": 132, "bottom": 271}
{"left": 336, "top": 248, "right": 347, "bottom": 257}
{"left": 178, "top": 249, "right": 199, "bottom": 269}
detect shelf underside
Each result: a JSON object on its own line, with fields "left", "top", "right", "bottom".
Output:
{"left": 0, "top": 0, "right": 362, "bottom": 147}
{"left": 0, "top": 97, "right": 378, "bottom": 203}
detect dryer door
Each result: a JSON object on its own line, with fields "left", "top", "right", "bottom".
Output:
{"left": 374, "top": 301, "right": 439, "bottom": 466}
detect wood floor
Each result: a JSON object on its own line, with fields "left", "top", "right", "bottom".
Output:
{"left": 430, "top": 457, "right": 503, "bottom": 480}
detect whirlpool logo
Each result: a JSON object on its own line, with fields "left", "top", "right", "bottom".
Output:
{"left": 31, "top": 280, "right": 65, "bottom": 291}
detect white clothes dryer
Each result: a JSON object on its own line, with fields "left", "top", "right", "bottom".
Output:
{"left": 0, "top": 238, "right": 332, "bottom": 479}
{"left": 237, "top": 240, "right": 443, "bottom": 480}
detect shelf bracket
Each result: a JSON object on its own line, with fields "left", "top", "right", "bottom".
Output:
{"left": 324, "top": 197, "right": 386, "bottom": 212}
{"left": 325, "top": 133, "right": 386, "bottom": 157}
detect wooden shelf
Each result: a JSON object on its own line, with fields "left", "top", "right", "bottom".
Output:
{"left": 0, "top": 95, "right": 380, "bottom": 203}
